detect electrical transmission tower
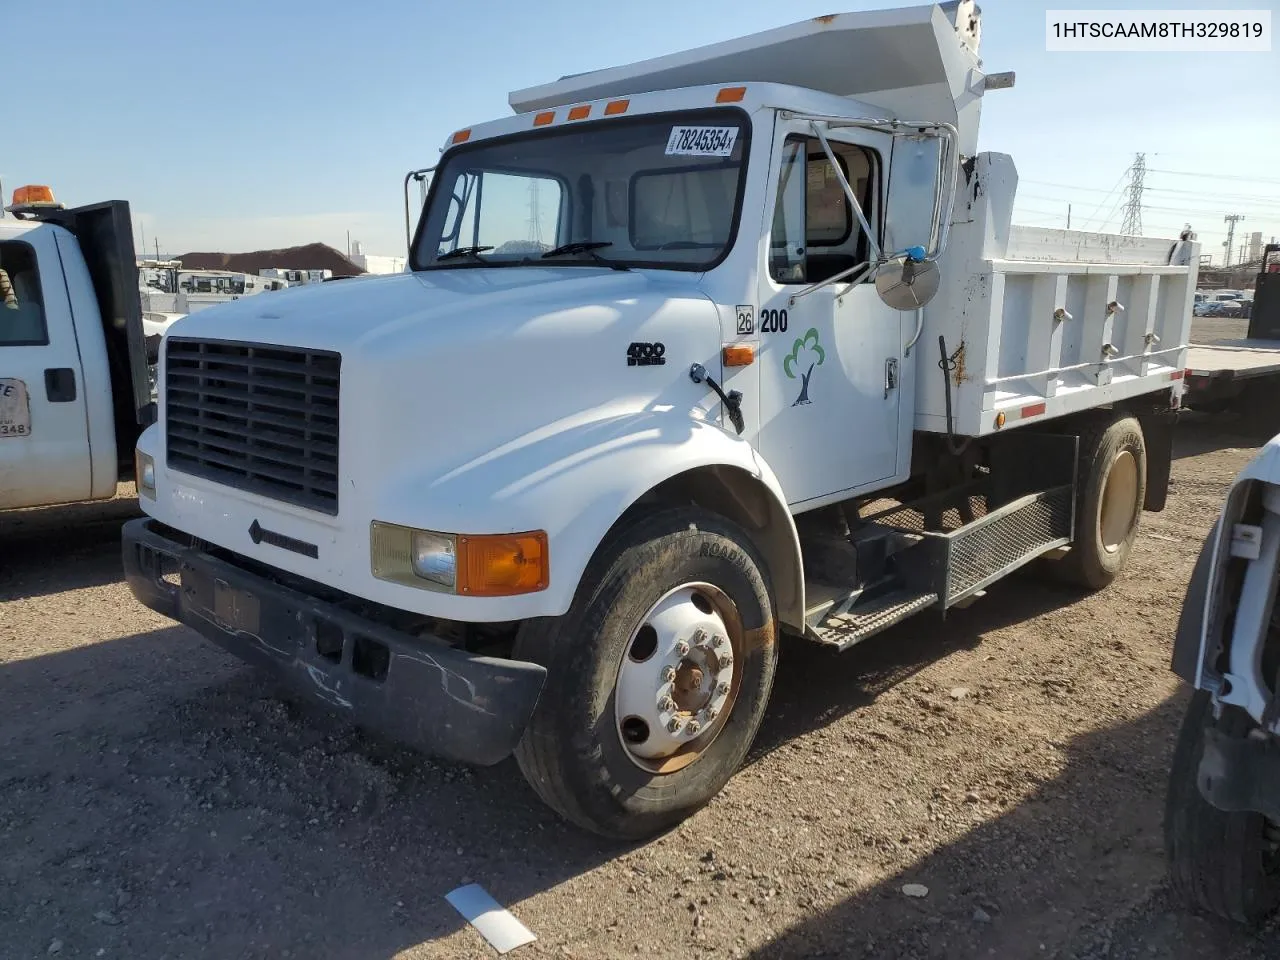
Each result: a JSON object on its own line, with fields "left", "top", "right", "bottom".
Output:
{"left": 1120, "top": 153, "right": 1146, "bottom": 236}
{"left": 527, "top": 180, "right": 543, "bottom": 246}
{"left": 1223, "top": 214, "right": 1244, "bottom": 267}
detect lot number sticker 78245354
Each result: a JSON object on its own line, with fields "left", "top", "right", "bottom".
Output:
{"left": 665, "top": 126, "right": 739, "bottom": 157}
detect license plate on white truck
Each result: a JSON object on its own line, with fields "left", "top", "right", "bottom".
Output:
{"left": 0, "top": 378, "right": 30, "bottom": 438}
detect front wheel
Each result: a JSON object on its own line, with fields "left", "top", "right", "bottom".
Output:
{"left": 513, "top": 507, "right": 779, "bottom": 840}
{"left": 1165, "top": 690, "right": 1280, "bottom": 924}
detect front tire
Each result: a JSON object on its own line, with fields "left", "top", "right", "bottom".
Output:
{"left": 1165, "top": 690, "right": 1280, "bottom": 924}
{"left": 513, "top": 507, "right": 779, "bottom": 840}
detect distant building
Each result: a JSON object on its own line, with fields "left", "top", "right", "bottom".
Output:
{"left": 348, "top": 240, "right": 406, "bottom": 275}
{"left": 1247, "top": 232, "right": 1264, "bottom": 265}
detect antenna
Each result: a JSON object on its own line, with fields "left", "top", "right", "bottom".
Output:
{"left": 1120, "top": 152, "right": 1145, "bottom": 236}
{"left": 1224, "top": 214, "right": 1244, "bottom": 267}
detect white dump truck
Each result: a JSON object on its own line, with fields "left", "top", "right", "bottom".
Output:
{"left": 123, "top": 1, "right": 1198, "bottom": 838}
{"left": 1, "top": 186, "right": 154, "bottom": 511}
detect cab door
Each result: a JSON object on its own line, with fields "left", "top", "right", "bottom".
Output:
{"left": 0, "top": 228, "right": 91, "bottom": 509}
{"left": 755, "top": 120, "right": 903, "bottom": 508}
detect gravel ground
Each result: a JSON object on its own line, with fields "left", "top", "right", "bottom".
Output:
{"left": 4, "top": 420, "right": 1280, "bottom": 960}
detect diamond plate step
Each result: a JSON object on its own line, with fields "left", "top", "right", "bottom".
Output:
{"left": 810, "top": 589, "right": 940, "bottom": 652}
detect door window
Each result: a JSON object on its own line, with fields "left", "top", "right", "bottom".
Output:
{"left": 768, "top": 137, "right": 877, "bottom": 286}
{"left": 0, "top": 241, "right": 49, "bottom": 345}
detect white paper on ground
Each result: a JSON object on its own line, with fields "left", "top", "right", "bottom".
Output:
{"left": 444, "top": 884, "right": 537, "bottom": 955}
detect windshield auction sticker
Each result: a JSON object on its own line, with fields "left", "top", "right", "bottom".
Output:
{"left": 665, "top": 126, "right": 739, "bottom": 157}
{"left": 0, "top": 378, "right": 31, "bottom": 438}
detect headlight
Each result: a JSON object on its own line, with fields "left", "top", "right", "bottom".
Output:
{"left": 371, "top": 521, "right": 548, "bottom": 596}
{"left": 135, "top": 450, "right": 156, "bottom": 498}
{"left": 411, "top": 530, "right": 457, "bottom": 588}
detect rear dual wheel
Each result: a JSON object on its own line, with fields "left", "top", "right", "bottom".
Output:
{"left": 513, "top": 507, "right": 778, "bottom": 840}
{"left": 1056, "top": 415, "right": 1147, "bottom": 589}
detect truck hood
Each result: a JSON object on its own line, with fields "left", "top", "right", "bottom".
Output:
{"left": 164, "top": 267, "right": 696, "bottom": 352}
{"left": 158, "top": 265, "right": 725, "bottom": 512}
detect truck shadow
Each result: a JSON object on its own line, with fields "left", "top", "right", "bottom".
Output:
{"left": 0, "top": 569, "right": 1107, "bottom": 958}
{"left": 1174, "top": 411, "right": 1273, "bottom": 459}
{"left": 0, "top": 493, "right": 141, "bottom": 600}
{"left": 744, "top": 695, "right": 1280, "bottom": 960}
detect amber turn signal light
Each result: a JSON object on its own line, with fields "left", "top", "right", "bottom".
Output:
{"left": 457, "top": 532, "right": 549, "bottom": 597}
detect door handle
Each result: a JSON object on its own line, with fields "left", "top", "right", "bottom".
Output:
{"left": 884, "top": 357, "right": 899, "bottom": 398}
{"left": 44, "top": 368, "right": 77, "bottom": 403}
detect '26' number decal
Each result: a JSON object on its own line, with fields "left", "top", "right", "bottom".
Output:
{"left": 760, "top": 308, "right": 789, "bottom": 334}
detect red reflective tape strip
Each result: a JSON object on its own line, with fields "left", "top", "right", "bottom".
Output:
{"left": 1171, "top": 369, "right": 1185, "bottom": 380}
{"left": 1020, "top": 402, "right": 1047, "bottom": 419}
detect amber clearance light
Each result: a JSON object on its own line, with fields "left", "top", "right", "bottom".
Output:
{"left": 457, "top": 532, "right": 549, "bottom": 596}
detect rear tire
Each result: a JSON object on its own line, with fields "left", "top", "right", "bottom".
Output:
{"left": 513, "top": 507, "right": 779, "bottom": 840}
{"left": 1056, "top": 414, "right": 1147, "bottom": 589}
{"left": 1165, "top": 690, "right": 1280, "bottom": 924}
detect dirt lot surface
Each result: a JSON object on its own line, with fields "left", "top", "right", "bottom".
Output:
{"left": 4, "top": 423, "right": 1280, "bottom": 960}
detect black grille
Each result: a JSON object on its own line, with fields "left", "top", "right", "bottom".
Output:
{"left": 165, "top": 338, "right": 341, "bottom": 515}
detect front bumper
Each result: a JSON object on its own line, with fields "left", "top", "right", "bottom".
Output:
{"left": 122, "top": 518, "right": 546, "bottom": 766}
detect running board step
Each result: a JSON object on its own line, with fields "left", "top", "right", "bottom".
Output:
{"left": 808, "top": 589, "right": 940, "bottom": 652}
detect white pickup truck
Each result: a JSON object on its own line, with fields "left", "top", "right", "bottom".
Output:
{"left": 123, "top": 1, "right": 1198, "bottom": 838}
{"left": 1, "top": 187, "right": 154, "bottom": 511}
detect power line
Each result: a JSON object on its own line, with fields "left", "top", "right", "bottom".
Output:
{"left": 1078, "top": 167, "right": 1131, "bottom": 232}
{"left": 1148, "top": 168, "right": 1280, "bottom": 186}
{"left": 1022, "top": 177, "right": 1280, "bottom": 207}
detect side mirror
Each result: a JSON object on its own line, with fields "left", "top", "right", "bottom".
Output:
{"left": 883, "top": 133, "right": 945, "bottom": 261}
{"left": 875, "top": 250, "right": 941, "bottom": 310}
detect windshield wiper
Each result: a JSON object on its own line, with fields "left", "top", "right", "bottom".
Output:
{"left": 540, "top": 240, "right": 629, "bottom": 271}
{"left": 542, "top": 240, "right": 613, "bottom": 258}
{"left": 437, "top": 245, "right": 494, "bottom": 262}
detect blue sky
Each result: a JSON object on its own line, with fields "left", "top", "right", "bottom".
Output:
{"left": 5, "top": 0, "right": 1276, "bottom": 263}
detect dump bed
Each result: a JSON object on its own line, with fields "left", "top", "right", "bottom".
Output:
{"left": 913, "top": 154, "right": 1197, "bottom": 438}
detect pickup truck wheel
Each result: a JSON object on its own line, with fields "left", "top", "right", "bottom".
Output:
{"left": 1057, "top": 415, "right": 1147, "bottom": 589}
{"left": 512, "top": 507, "right": 778, "bottom": 840}
{"left": 1165, "top": 689, "right": 1280, "bottom": 924}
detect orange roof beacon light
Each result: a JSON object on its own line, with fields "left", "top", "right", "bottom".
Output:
{"left": 6, "top": 184, "right": 62, "bottom": 212}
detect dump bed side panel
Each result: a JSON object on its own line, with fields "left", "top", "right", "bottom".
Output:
{"left": 913, "top": 154, "right": 1196, "bottom": 438}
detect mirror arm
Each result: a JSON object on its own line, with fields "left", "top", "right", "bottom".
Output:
{"left": 809, "top": 121, "right": 882, "bottom": 265}
{"left": 403, "top": 166, "right": 436, "bottom": 258}
{"left": 787, "top": 261, "right": 873, "bottom": 306}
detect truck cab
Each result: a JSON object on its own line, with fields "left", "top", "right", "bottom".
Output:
{"left": 1, "top": 188, "right": 152, "bottom": 511}
{"left": 123, "top": 1, "right": 1194, "bottom": 839}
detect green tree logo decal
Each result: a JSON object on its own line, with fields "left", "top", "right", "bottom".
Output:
{"left": 783, "top": 328, "right": 826, "bottom": 406}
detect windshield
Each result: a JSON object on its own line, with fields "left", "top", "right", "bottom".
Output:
{"left": 411, "top": 107, "right": 750, "bottom": 272}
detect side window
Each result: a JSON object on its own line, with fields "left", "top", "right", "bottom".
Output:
{"left": 769, "top": 136, "right": 877, "bottom": 285}
{"left": 0, "top": 241, "right": 49, "bottom": 346}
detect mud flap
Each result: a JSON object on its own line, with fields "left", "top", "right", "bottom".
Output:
{"left": 1140, "top": 412, "right": 1174, "bottom": 512}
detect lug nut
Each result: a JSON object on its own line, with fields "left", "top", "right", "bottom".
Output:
{"left": 706, "top": 707, "right": 719, "bottom": 721}
{"left": 716, "top": 682, "right": 730, "bottom": 696}
{"left": 676, "top": 641, "right": 690, "bottom": 657}
{"left": 713, "top": 634, "right": 726, "bottom": 648}
{"left": 667, "top": 717, "right": 683, "bottom": 733}
{"left": 692, "top": 629, "right": 706, "bottom": 644}
{"left": 661, "top": 665, "right": 676, "bottom": 683}
{"left": 659, "top": 695, "right": 676, "bottom": 712}
{"left": 719, "top": 654, "right": 732, "bottom": 668}
{"left": 687, "top": 720, "right": 702, "bottom": 735}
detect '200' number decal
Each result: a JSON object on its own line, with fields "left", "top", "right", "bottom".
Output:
{"left": 760, "top": 308, "right": 789, "bottom": 333}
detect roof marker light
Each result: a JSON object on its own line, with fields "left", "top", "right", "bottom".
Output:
{"left": 567, "top": 105, "right": 591, "bottom": 121}
{"left": 716, "top": 86, "right": 747, "bottom": 103}
{"left": 534, "top": 111, "right": 555, "bottom": 126}
{"left": 604, "top": 99, "right": 630, "bottom": 115}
